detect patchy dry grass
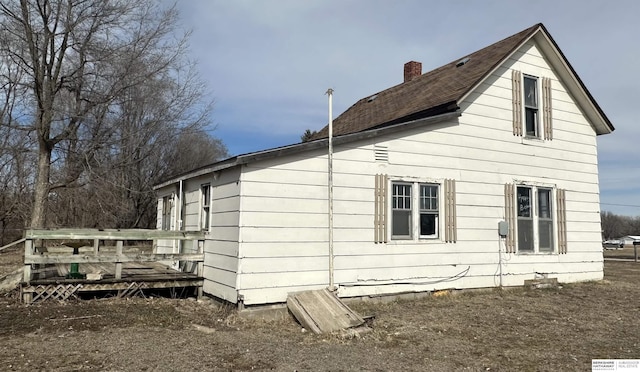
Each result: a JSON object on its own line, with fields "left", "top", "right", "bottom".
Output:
{"left": 604, "top": 245, "right": 640, "bottom": 261}
{"left": 1, "top": 244, "right": 639, "bottom": 371}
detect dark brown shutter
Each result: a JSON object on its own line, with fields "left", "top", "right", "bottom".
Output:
{"left": 374, "top": 174, "right": 388, "bottom": 243}
{"left": 444, "top": 179, "right": 457, "bottom": 243}
{"left": 512, "top": 70, "right": 523, "bottom": 136}
{"left": 557, "top": 188, "right": 567, "bottom": 254}
{"left": 542, "top": 77, "right": 553, "bottom": 140}
{"left": 504, "top": 183, "right": 516, "bottom": 253}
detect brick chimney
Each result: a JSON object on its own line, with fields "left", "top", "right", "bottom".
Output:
{"left": 404, "top": 61, "right": 422, "bottom": 82}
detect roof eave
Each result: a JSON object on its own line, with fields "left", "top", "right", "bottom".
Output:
{"left": 153, "top": 110, "right": 462, "bottom": 190}
{"left": 237, "top": 109, "right": 462, "bottom": 165}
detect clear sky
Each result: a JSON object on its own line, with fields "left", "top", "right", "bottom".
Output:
{"left": 169, "top": 0, "right": 639, "bottom": 216}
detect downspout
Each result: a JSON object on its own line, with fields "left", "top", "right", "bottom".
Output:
{"left": 326, "top": 88, "right": 335, "bottom": 291}
{"left": 178, "top": 179, "right": 183, "bottom": 231}
{"left": 176, "top": 179, "right": 184, "bottom": 263}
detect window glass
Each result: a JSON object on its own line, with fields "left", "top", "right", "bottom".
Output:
{"left": 524, "top": 75, "right": 539, "bottom": 138}
{"left": 392, "top": 184, "right": 412, "bottom": 238}
{"left": 517, "top": 187, "right": 531, "bottom": 218}
{"left": 392, "top": 210, "right": 412, "bottom": 237}
{"left": 202, "top": 184, "right": 210, "bottom": 207}
{"left": 420, "top": 214, "right": 437, "bottom": 236}
{"left": 539, "top": 220, "right": 553, "bottom": 252}
{"left": 420, "top": 185, "right": 438, "bottom": 210}
{"left": 525, "top": 108, "right": 537, "bottom": 136}
{"left": 201, "top": 184, "right": 211, "bottom": 231}
{"left": 538, "top": 188, "right": 553, "bottom": 252}
{"left": 162, "top": 196, "right": 171, "bottom": 230}
{"left": 393, "top": 184, "right": 411, "bottom": 209}
{"left": 419, "top": 184, "right": 439, "bottom": 237}
{"left": 524, "top": 76, "right": 538, "bottom": 108}
{"left": 517, "top": 186, "right": 534, "bottom": 251}
{"left": 538, "top": 189, "right": 551, "bottom": 218}
{"left": 518, "top": 219, "right": 534, "bottom": 251}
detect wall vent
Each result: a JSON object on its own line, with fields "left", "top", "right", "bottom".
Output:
{"left": 374, "top": 145, "right": 389, "bottom": 162}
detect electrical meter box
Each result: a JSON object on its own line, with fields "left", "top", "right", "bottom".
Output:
{"left": 498, "top": 221, "right": 509, "bottom": 237}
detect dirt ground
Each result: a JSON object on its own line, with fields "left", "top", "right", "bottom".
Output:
{"left": 1, "top": 245, "right": 639, "bottom": 371}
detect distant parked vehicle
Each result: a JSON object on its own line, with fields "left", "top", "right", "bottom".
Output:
{"left": 603, "top": 240, "right": 624, "bottom": 249}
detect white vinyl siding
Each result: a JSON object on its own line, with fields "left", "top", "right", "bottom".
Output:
{"left": 203, "top": 169, "right": 241, "bottom": 304}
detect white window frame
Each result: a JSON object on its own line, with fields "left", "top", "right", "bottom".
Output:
{"left": 515, "top": 184, "right": 556, "bottom": 254}
{"left": 200, "top": 184, "right": 211, "bottom": 231}
{"left": 161, "top": 195, "right": 172, "bottom": 231}
{"left": 523, "top": 74, "right": 540, "bottom": 139}
{"left": 391, "top": 179, "right": 440, "bottom": 241}
{"left": 391, "top": 183, "right": 413, "bottom": 239}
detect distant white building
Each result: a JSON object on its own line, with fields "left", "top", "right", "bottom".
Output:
{"left": 620, "top": 236, "right": 640, "bottom": 246}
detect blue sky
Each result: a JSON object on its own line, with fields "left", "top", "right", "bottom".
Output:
{"left": 170, "top": 0, "right": 640, "bottom": 216}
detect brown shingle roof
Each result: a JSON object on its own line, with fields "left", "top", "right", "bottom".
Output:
{"left": 311, "top": 24, "right": 542, "bottom": 140}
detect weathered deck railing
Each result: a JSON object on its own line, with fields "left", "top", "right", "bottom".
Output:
{"left": 22, "top": 229, "right": 206, "bottom": 303}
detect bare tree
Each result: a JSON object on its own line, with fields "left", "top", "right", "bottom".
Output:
{"left": 0, "top": 46, "right": 34, "bottom": 242}
{"left": 0, "top": 0, "right": 222, "bottom": 229}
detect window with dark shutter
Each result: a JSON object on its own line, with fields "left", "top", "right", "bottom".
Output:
{"left": 506, "top": 183, "right": 564, "bottom": 254}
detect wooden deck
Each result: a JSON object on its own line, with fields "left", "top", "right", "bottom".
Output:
{"left": 22, "top": 261, "right": 203, "bottom": 303}
{"left": 31, "top": 260, "right": 200, "bottom": 284}
{"left": 20, "top": 229, "right": 206, "bottom": 304}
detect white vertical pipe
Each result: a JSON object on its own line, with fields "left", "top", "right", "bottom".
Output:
{"left": 326, "top": 88, "right": 335, "bottom": 291}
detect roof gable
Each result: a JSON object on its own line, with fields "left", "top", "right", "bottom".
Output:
{"left": 311, "top": 23, "right": 613, "bottom": 140}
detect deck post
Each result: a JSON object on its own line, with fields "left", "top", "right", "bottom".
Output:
{"left": 115, "top": 240, "right": 123, "bottom": 279}
{"left": 197, "top": 240, "right": 204, "bottom": 299}
{"left": 93, "top": 238, "right": 99, "bottom": 255}
{"left": 22, "top": 239, "right": 33, "bottom": 304}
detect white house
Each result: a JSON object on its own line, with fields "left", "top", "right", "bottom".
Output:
{"left": 154, "top": 23, "right": 614, "bottom": 307}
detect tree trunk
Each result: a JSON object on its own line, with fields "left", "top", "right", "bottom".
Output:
{"left": 29, "top": 144, "right": 51, "bottom": 229}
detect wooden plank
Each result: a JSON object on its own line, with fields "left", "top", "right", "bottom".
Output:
{"left": 115, "top": 240, "right": 123, "bottom": 279}
{"left": 24, "top": 229, "right": 205, "bottom": 241}
{"left": 286, "top": 289, "right": 365, "bottom": 334}
{"left": 23, "top": 239, "right": 33, "bottom": 283}
{"left": 0, "top": 237, "right": 26, "bottom": 252}
{"left": 197, "top": 240, "right": 204, "bottom": 299}
{"left": 24, "top": 253, "right": 204, "bottom": 264}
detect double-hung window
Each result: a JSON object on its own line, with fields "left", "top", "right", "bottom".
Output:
{"left": 524, "top": 75, "right": 539, "bottom": 138}
{"left": 392, "top": 182, "right": 440, "bottom": 240}
{"left": 516, "top": 185, "right": 554, "bottom": 253}
{"left": 161, "top": 195, "right": 172, "bottom": 231}
{"left": 201, "top": 184, "right": 210, "bottom": 231}
{"left": 512, "top": 70, "right": 552, "bottom": 140}
{"left": 419, "top": 184, "right": 439, "bottom": 238}
{"left": 392, "top": 183, "right": 413, "bottom": 239}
